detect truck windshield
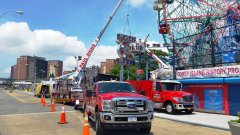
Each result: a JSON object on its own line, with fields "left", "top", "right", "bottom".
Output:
{"left": 162, "top": 83, "right": 181, "bottom": 91}
{"left": 99, "top": 82, "right": 136, "bottom": 94}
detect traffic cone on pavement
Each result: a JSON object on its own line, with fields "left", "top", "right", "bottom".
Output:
{"left": 82, "top": 111, "right": 90, "bottom": 135}
{"left": 40, "top": 95, "right": 43, "bottom": 103}
{"left": 58, "top": 104, "right": 68, "bottom": 124}
{"left": 42, "top": 97, "right": 46, "bottom": 107}
{"left": 84, "top": 112, "right": 88, "bottom": 123}
{"left": 50, "top": 100, "right": 56, "bottom": 112}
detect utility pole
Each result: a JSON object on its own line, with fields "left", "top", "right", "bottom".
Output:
{"left": 146, "top": 58, "right": 149, "bottom": 80}
{"left": 120, "top": 58, "right": 124, "bottom": 81}
{"left": 173, "top": 38, "right": 176, "bottom": 79}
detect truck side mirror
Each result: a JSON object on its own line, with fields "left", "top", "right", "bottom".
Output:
{"left": 140, "top": 90, "right": 146, "bottom": 96}
{"left": 86, "top": 90, "right": 92, "bottom": 97}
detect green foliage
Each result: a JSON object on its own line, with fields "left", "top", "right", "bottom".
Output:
{"left": 230, "top": 112, "right": 240, "bottom": 123}
{"left": 109, "top": 64, "right": 137, "bottom": 80}
{"left": 238, "top": 112, "right": 240, "bottom": 123}
{"left": 109, "top": 49, "right": 170, "bottom": 81}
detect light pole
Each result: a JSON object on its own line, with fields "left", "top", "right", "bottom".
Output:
{"left": 74, "top": 56, "right": 82, "bottom": 70}
{"left": 0, "top": 10, "right": 23, "bottom": 17}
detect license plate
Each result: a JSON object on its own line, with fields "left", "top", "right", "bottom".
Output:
{"left": 76, "top": 100, "right": 79, "bottom": 105}
{"left": 128, "top": 117, "right": 137, "bottom": 122}
{"left": 187, "top": 108, "right": 192, "bottom": 110}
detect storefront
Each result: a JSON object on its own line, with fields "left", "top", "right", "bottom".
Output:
{"left": 179, "top": 78, "right": 240, "bottom": 116}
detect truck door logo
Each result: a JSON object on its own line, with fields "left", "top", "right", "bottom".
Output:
{"left": 127, "top": 102, "right": 136, "bottom": 109}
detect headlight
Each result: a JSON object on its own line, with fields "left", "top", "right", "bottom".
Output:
{"left": 102, "top": 100, "right": 112, "bottom": 111}
{"left": 173, "top": 97, "right": 183, "bottom": 103}
{"left": 148, "top": 100, "right": 154, "bottom": 112}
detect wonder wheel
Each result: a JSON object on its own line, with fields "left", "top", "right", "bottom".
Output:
{"left": 154, "top": 0, "right": 240, "bottom": 69}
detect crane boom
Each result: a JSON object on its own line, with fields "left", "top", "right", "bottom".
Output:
{"left": 57, "top": 0, "right": 124, "bottom": 80}
{"left": 143, "top": 36, "right": 173, "bottom": 80}
{"left": 144, "top": 47, "right": 170, "bottom": 69}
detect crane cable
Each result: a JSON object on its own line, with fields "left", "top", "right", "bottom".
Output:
{"left": 123, "top": 0, "right": 131, "bottom": 36}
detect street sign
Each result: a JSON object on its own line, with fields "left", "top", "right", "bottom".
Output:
{"left": 115, "top": 58, "right": 134, "bottom": 65}
{"left": 137, "top": 69, "right": 143, "bottom": 74}
{"left": 117, "top": 33, "right": 136, "bottom": 43}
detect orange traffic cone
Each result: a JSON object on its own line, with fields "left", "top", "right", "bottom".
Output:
{"left": 42, "top": 97, "right": 46, "bottom": 107}
{"left": 40, "top": 95, "right": 43, "bottom": 103}
{"left": 82, "top": 111, "right": 90, "bottom": 135}
{"left": 58, "top": 104, "right": 68, "bottom": 124}
{"left": 50, "top": 101, "right": 55, "bottom": 112}
{"left": 84, "top": 112, "right": 88, "bottom": 123}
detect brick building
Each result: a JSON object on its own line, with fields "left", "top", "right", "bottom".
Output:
{"left": 100, "top": 59, "right": 115, "bottom": 74}
{"left": 11, "top": 55, "right": 63, "bottom": 81}
{"left": 47, "top": 60, "right": 63, "bottom": 79}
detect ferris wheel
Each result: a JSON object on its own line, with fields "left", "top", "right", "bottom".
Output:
{"left": 153, "top": 0, "right": 240, "bottom": 69}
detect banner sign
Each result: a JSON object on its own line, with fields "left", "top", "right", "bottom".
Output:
{"left": 177, "top": 65, "right": 240, "bottom": 79}
{"left": 204, "top": 90, "right": 223, "bottom": 111}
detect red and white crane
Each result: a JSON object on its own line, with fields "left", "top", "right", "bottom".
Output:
{"left": 56, "top": 0, "right": 124, "bottom": 81}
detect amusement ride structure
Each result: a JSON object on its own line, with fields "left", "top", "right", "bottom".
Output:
{"left": 154, "top": 0, "right": 240, "bottom": 70}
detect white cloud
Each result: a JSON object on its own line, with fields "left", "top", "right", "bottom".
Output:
{"left": 128, "top": 0, "right": 145, "bottom": 7}
{"left": 128, "top": 0, "right": 153, "bottom": 7}
{"left": 62, "top": 46, "right": 118, "bottom": 71}
{"left": 3, "top": 67, "right": 11, "bottom": 74}
{"left": 0, "top": 22, "right": 87, "bottom": 57}
{"left": 87, "top": 45, "right": 119, "bottom": 66}
{"left": 0, "top": 22, "right": 118, "bottom": 74}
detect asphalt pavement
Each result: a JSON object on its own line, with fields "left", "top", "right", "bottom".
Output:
{"left": 0, "top": 88, "right": 75, "bottom": 115}
{"left": 0, "top": 88, "right": 232, "bottom": 135}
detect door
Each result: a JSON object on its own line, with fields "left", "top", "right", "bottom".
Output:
{"left": 228, "top": 84, "right": 240, "bottom": 116}
{"left": 153, "top": 82, "right": 162, "bottom": 109}
{"left": 88, "top": 84, "right": 97, "bottom": 112}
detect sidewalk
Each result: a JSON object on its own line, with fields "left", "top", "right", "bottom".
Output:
{"left": 154, "top": 111, "right": 238, "bottom": 131}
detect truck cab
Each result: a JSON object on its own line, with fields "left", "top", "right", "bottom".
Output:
{"left": 70, "top": 85, "right": 83, "bottom": 110}
{"left": 51, "top": 80, "right": 84, "bottom": 110}
{"left": 84, "top": 81, "right": 154, "bottom": 135}
{"left": 128, "top": 80, "right": 194, "bottom": 114}
{"left": 153, "top": 80, "right": 194, "bottom": 114}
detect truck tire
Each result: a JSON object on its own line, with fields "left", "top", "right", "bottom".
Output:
{"left": 96, "top": 113, "right": 104, "bottom": 135}
{"left": 140, "top": 123, "right": 151, "bottom": 133}
{"left": 185, "top": 109, "right": 194, "bottom": 114}
{"left": 74, "top": 104, "right": 79, "bottom": 110}
{"left": 165, "top": 102, "right": 175, "bottom": 114}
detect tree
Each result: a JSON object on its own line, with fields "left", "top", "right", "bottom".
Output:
{"left": 109, "top": 49, "right": 170, "bottom": 81}
{"left": 109, "top": 64, "right": 137, "bottom": 80}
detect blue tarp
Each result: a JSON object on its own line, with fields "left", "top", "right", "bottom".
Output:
{"left": 179, "top": 77, "right": 240, "bottom": 84}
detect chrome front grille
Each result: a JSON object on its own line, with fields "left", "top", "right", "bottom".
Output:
{"left": 183, "top": 95, "right": 193, "bottom": 103}
{"left": 113, "top": 98, "right": 147, "bottom": 113}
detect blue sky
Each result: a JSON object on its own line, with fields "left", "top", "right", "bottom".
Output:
{"left": 0, "top": 0, "right": 162, "bottom": 78}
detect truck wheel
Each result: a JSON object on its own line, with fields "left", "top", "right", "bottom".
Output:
{"left": 96, "top": 113, "right": 104, "bottom": 135}
{"left": 79, "top": 103, "right": 84, "bottom": 113}
{"left": 74, "top": 104, "right": 79, "bottom": 110}
{"left": 185, "top": 109, "right": 194, "bottom": 114}
{"left": 165, "top": 102, "right": 175, "bottom": 114}
{"left": 140, "top": 123, "right": 151, "bottom": 133}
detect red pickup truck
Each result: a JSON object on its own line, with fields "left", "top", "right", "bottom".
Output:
{"left": 83, "top": 81, "right": 154, "bottom": 135}
{"left": 128, "top": 80, "right": 195, "bottom": 114}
